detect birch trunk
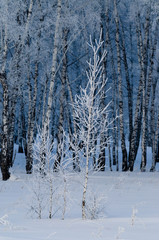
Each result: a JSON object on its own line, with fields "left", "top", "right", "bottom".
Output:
{"left": 81, "top": 39, "right": 104, "bottom": 219}
{"left": 44, "top": 0, "right": 62, "bottom": 134}
{"left": 0, "top": 74, "right": 10, "bottom": 180}
{"left": 128, "top": 13, "right": 145, "bottom": 170}
{"left": 106, "top": 12, "right": 117, "bottom": 167}
{"left": 54, "top": 28, "right": 68, "bottom": 171}
{"left": 120, "top": 21, "right": 133, "bottom": 152}
{"left": 36, "top": 84, "right": 44, "bottom": 128}
{"left": 150, "top": 75, "right": 158, "bottom": 171}
{"left": 18, "top": 97, "right": 26, "bottom": 154}
{"left": 140, "top": 10, "right": 150, "bottom": 171}
{"left": 116, "top": 117, "right": 119, "bottom": 171}
{"left": 7, "top": 98, "right": 16, "bottom": 166}
{"left": 42, "top": 74, "right": 49, "bottom": 129}
{"left": 26, "top": 74, "right": 32, "bottom": 173}
{"left": 26, "top": 0, "right": 41, "bottom": 173}
{"left": 114, "top": 0, "right": 127, "bottom": 171}
{"left": 26, "top": 63, "right": 38, "bottom": 173}
{"left": 98, "top": 23, "right": 107, "bottom": 171}
{"left": 144, "top": 24, "right": 158, "bottom": 171}
{"left": 82, "top": 96, "right": 93, "bottom": 219}
{"left": 66, "top": 78, "right": 81, "bottom": 171}
{"left": 9, "top": 32, "right": 22, "bottom": 162}
{"left": 0, "top": 23, "right": 10, "bottom": 180}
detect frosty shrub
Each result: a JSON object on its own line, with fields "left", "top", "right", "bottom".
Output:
{"left": 30, "top": 128, "right": 72, "bottom": 219}
{"left": 85, "top": 188, "right": 107, "bottom": 220}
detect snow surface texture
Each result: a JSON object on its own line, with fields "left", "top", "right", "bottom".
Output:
{"left": 0, "top": 151, "right": 159, "bottom": 240}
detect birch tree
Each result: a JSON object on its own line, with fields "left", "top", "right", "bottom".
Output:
{"left": 114, "top": 0, "right": 128, "bottom": 171}
{"left": 140, "top": 9, "right": 150, "bottom": 171}
{"left": 26, "top": 2, "right": 41, "bottom": 173}
{"left": 43, "top": 0, "right": 62, "bottom": 134}
{"left": 54, "top": 28, "right": 68, "bottom": 171}
{"left": 0, "top": 3, "right": 10, "bottom": 180}
{"left": 72, "top": 36, "right": 111, "bottom": 219}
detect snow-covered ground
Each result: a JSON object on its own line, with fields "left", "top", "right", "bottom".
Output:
{"left": 0, "top": 152, "right": 159, "bottom": 240}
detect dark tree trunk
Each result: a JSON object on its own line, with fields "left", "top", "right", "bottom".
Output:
{"left": 54, "top": 28, "right": 68, "bottom": 171}
{"left": 114, "top": 0, "right": 128, "bottom": 171}
{"left": 0, "top": 73, "right": 10, "bottom": 180}
{"left": 7, "top": 99, "right": 16, "bottom": 167}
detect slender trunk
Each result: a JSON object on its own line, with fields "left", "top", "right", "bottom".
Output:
{"left": 7, "top": 98, "right": 16, "bottom": 166}
{"left": 114, "top": 0, "right": 127, "bottom": 171}
{"left": 116, "top": 117, "right": 119, "bottom": 171}
{"left": 44, "top": 0, "right": 62, "bottom": 133}
{"left": 82, "top": 104, "right": 93, "bottom": 219}
{"left": 120, "top": 21, "right": 133, "bottom": 155}
{"left": 98, "top": 66, "right": 106, "bottom": 169}
{"left": 26, "top": 1, "right": 41, "bottom": 172}
{"left": 49, "top": 176, "right": 53, "bottom": 219}
{"left": 54, "top": 28, "right": 68, "bottom": 171}
{"left": 66, "top": 76, "right": 80, "bottom": 171}
{"left": 26, "top": 63, "right": 38, "bottom": 173}
{"left": 151, "top": 112, "right": 159, "bottom": 171}
{"left": 140, "top": 10, "right": 150, "bottom": 171}
{"left": 9, "top": 34, "right": 22, "bottom": 161}
{"left": 106, "top": 12, "right": 117, "bottom": 166}
{"left": 36, "top": 84, "right": 44, "bottom": 128}
{"left": 25, "top": 0, "right": 34, "bottom": 34}
{"left": 150, "top": 77, "right": 158, "bottom": 171}
{"left": 128, "top": 13, "right": 145, "bottom": 170}
{"left": 0, "top": 74, "right": 10, "bottom": 180}
{"left": 108, "top": 143, "right": 112, "bottom": 171}
{"left": 98, "top": 139, "right": 106, "bottom": 171}
{"left": 42, "top": 74, "right": 49, "bottom": 129}
{"left": 97, "top": 11, "right": 108, "bottom": 171}
{"left": 26, "top": 69, "right": 32, "bottom": 171}
{"left": 18, "top": 97, "right": 26, "bottom": 154}
{"left": 0, "top": 23, "right": 10, "bottom": 180}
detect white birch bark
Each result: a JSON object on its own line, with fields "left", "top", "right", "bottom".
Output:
{"left": 114, "top": 0, "right": 127, "bottom": 171}
{"left": 106, "top": 11, "right": 118, "bottom": 167}
{"left": 120, "top": 21, "right": 133, "bottom": 151}
{"left": 26, "top": 62, "right": 38, "bottom": 173}
{"left": 0, "top": 23, "right": 10, "bottom": 180}
{"left": 140, "top": 10, "right": 150, "bottom": 171}
{"left": 42, "top": 74, "right": 49, "bottom": 129}
{"left": 0, "top": 76, "right": 9, "bottom": 180}
{"left": 54, "top": 28, "right": 68, "bottom": 171}
{"left": 97, "top": 22, "right": 107, "bottom": 171}
{"left": 26, "top": 0, "right": 42, "bottom": 173}
{"left": 150, "top": 78, "right": 158, "bottom": 171}
{"left": 25, "top": 0, "right": 34, "bottom": 38}
{"left": 128, "top": 12, "right": 148, "bottom": 170}
{"left": 7, "top": 97, "right": 16, "bottom": 166}
{"left": 66, "top": 76, "right": 80, "bottom": 171}
{"left": 128, "top": 15, "right": 143, "bottom": 170}
{"left": 44, "top": 0, "right": 62, "bottom": 134}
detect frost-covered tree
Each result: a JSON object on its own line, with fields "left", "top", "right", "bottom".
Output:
{"left": 72, "top": 35, "right": 111, "bottom": 219}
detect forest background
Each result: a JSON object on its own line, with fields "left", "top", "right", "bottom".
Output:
{"left": 0, "top": 0, "right": 159, "bottom": 180}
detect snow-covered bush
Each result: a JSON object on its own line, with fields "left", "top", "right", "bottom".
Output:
{"left": 29, "top": 128, "right": 71, "bottom": 219}
{"left": 85, "top": 188, "right": 107, "bottom": 220}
